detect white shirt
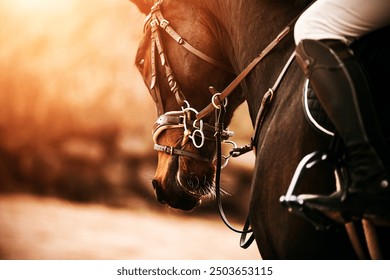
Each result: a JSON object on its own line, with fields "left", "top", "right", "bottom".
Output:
{"left": 294, "top": 0, "right": 390, "bottom": 45}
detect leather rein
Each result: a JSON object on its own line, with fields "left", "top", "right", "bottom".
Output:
{"left": 144, "top": 0, "right": 297, "bottom": 248}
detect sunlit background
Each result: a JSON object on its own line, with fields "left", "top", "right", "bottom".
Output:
{"left": 0, "top": 0, "right": 258, "bottom": 259}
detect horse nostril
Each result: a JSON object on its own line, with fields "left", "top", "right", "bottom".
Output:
{"left": 152, "top": 179, "right": 159, "bottom": 190}
{"left": 152, "top": 179, "right": 166, "bottom": 204}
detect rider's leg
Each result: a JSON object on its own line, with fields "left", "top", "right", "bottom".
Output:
{"left": 292, "top": 0, "right": 390, "bottom": 223}
{"left": 295, "top": 39, "right": 390, "bottom": 220}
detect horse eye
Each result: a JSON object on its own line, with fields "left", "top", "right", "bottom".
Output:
{"left": 139, "top": 59, "right": 145, "bottom": 66}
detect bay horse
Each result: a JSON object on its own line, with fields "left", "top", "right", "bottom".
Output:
{"left": 129, "top": 0, "right": 390, "bottom": 259}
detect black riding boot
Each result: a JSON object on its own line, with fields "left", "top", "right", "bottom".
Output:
{"left": 295, "top": 39, "right": 390, "bottom": 224}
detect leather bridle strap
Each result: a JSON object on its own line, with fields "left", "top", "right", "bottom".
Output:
{"left": 161, "top": 21, "right": 235, "bottom": 74}
{"left": 196, "top": 26, "right": 291, "bottom": 120}
{"left": 154, "top": 144, "right": 210, "bottom": 162}
{"left": 148, "top": 3, "right": 235, "bottom": 74}
{"left": 150, "top": 15, "right": 186, "bottom": 115}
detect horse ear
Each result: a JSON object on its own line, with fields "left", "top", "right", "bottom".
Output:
{"left": 128, "top": 0, "right": 154, "bottom": 14}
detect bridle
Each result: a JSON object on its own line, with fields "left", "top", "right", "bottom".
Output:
{"left": 145, "top": 0, "right": 235, "bottom": 163}
{"left": 142, "top": 0, "right": 299, "bottom": 248}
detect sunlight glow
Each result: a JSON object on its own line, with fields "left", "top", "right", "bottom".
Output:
{"left": 5, "top": 0, "right": 71, "bottom": 13}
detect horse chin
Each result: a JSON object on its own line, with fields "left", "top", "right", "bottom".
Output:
{"left": 152, "top": 157, "right": 215, "bottom": 211}
{"left": 152, "top": 177, "right": 202, "bottom": 211}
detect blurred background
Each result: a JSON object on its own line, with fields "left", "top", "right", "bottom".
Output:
{"left": 0, "top": 0, "right": 258, "bottom": 259}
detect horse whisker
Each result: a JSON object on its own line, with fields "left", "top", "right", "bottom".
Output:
{"left": 176, "top": 169, "right": 231, "bottom": 199}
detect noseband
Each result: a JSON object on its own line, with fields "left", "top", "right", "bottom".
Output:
{"left": 144, "top": 0, "right": 235, "bottom": 162}
{"left": 152, "top": 109, "right": 233, "bottom": 162}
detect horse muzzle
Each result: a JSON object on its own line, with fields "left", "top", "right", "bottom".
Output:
{"left": 152, "top": 178, "right": 201, "bottom": 211}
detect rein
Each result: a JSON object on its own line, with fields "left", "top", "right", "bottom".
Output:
{"left": 196, "top": 26, "right": 292, "bottom": 120}
{"left": 207, "top": 12, "right": 304, "bottom": 248}
{"left": 214, "top": 51, "right": 296, "bottom": 248}
{"left": 199, "top": 2, "right": 317, "bottom": 246}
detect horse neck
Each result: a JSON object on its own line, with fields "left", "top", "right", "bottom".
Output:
{"left": 206, "top": 0, "right": 309, "bottom": 120}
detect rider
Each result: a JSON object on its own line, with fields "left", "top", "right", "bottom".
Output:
{"left": 294, "top": 0, "right": 390, "bottom": 223}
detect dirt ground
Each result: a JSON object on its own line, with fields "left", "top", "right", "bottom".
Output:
{"left": 0, "top": 194, "right": 260, "bottom": 260}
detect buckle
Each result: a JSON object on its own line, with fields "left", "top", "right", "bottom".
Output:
{"left": 160, "top": 19, "right": 170, "bottom": 29}
{"left": 150, "top": 19, "right": 159, "bottom": 29}
{"left": 164, "top": 146, "right": 174, "bottom": 155}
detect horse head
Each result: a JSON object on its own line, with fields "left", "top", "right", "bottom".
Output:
{"left": 130, "top": 0, "right": 244, "bottom": 210}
